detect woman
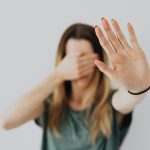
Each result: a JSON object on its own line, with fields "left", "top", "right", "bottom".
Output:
{"left": 0, "top": 17, "right": 150, "bottom": 150}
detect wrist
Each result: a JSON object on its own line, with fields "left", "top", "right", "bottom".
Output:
{"left": 53, "top": 68, "right": 64, "bottom": 84}
{"left": 128, "top": 85, "right": 150, "bottom": 95}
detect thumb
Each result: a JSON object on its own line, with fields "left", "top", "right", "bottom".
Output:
{"left": 94, "top": 60, "right": 113, "bottom": 79}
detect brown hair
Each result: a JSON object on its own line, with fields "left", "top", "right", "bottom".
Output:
{"left": 49, "top": 23, "right": 112, "bottom": 144}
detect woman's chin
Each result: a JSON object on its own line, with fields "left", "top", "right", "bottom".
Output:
{"left": 76, "top": 76, "right": 91, "bottom": 87}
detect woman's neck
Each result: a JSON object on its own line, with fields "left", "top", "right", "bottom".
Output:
{"left": 68, "top": 81, "right": 91, "bottom": 111}
{"left": 71, "top": 82, "right": 86, "bottom": 102}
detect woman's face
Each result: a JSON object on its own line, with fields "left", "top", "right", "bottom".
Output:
{"left": 66, "top": 38, "right": 96, "bottom": 88}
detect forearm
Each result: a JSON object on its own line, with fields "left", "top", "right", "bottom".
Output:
{"left": 22, "top": 69, "right": 62, "bottom": 104}
{"left": 0, "top": 69, "right": 63, "bottom": 129}
{"left": 112, "top": 87, "right": 148, "bottom": 114}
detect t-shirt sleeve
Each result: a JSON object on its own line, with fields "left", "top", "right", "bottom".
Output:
{"left": 34, "top": 93, "right": 53, "bottom": 128}
{"left": 117, "top": 111, "right": 132, "bottom": 145}
{"left": 109, "top": 89, "right": 133, "bottom": 146}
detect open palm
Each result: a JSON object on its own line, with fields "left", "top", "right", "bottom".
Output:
{"left": 94, "top": 18, "right": 150, "bottom": 93}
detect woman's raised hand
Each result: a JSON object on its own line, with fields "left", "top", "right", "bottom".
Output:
{"left": 94, "top": 18, "right": 150, "bottom": 93}
{"left": 56, "top": 52, "right": 98, "bottom": 81}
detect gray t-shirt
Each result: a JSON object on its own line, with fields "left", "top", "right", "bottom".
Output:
{"left": 34, "top": 89, "right": 132, "bottom": 150}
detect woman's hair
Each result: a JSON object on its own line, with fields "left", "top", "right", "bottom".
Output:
{"left": 49, "top": 23, "right": 112, "bottom": 144}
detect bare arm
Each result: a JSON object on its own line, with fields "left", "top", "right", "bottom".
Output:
{"left": 94, "top": 18, "right": 150, "bottom": 114}
{"left": 112, "top": 88, "right": 149, "bottom": 114}
{"left": 0, "top": 50, "right": 98, "bottom": 130}
{"left": 0, "top": 69, "right": 62, "bottom": 130}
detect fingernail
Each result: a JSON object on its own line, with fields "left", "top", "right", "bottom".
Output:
{"left": 128, "top": 23, "right": 131, "bottom": 26}
{"left": 111, "top": 19, "right": 114, "bottom": 22}
{"left": 101, "top": 17, "right": 105, "bottom": 20}
{"left": 95, "top": 25, "right": 98, "bottom": 28}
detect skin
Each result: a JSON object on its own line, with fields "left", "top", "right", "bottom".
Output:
{"left": 56, "top": 38, "right": 98, "bottom": 110}
{"left": 0, "top": 18, "right": 149, "bottom": 131}
{"left": 0, "top": 38, "right": 99, "bottom": 129}
{"left": 94, "top": 18, "right": 150, "bottom": 114}
{"left": 66, "top": 39, "right": 98, "bottom": 109}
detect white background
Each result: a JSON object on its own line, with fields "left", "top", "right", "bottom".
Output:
{"left": 0, "top": 0, "right": 150, "bottom": 149}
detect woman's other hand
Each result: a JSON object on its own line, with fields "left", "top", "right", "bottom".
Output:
{"left": 55, "top": 52, "right": 98, "bottom": 81}
{"left": 94, "top": 18, "right": 150, "bottom": 93}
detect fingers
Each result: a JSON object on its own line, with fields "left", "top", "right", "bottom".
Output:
{"left": 79, "top": 52, "right": 98, "bottom": 61}
{"left": 78, "top": 53, "right": 99, "bottom": 66}
{"left": 111, "top": 19, "right": 130, "bottom": 49}
{"left": 72, "top": 52, "right": 98, "bottom": 69}
{"left": 95, "top": 18, "right": 141, "bottom": 55}
{"left": 95, "top": 26, "right": 115, "bottom": 59}
{"left": 79, "top": 65, "right": 95, "bottom": 78}
{"left": 101, "top": 18, "right": 123, "bottom": 52}
{"left": 94, "top": 60, "right": 113, "bottom": 80}
{"left": 72, "top": 52, "right": 97, "bottom": 79}
{"left": 78, "top": 57, "right": 96, "bottom": 73}
{"left": 76, "top": 61, "right": 95, "bottom": 78}
{"left": 127, "top": 23, "right": 140, "bottom": 49}
{"left": 77, "top": 53, "right": 97, "bottom": 76}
